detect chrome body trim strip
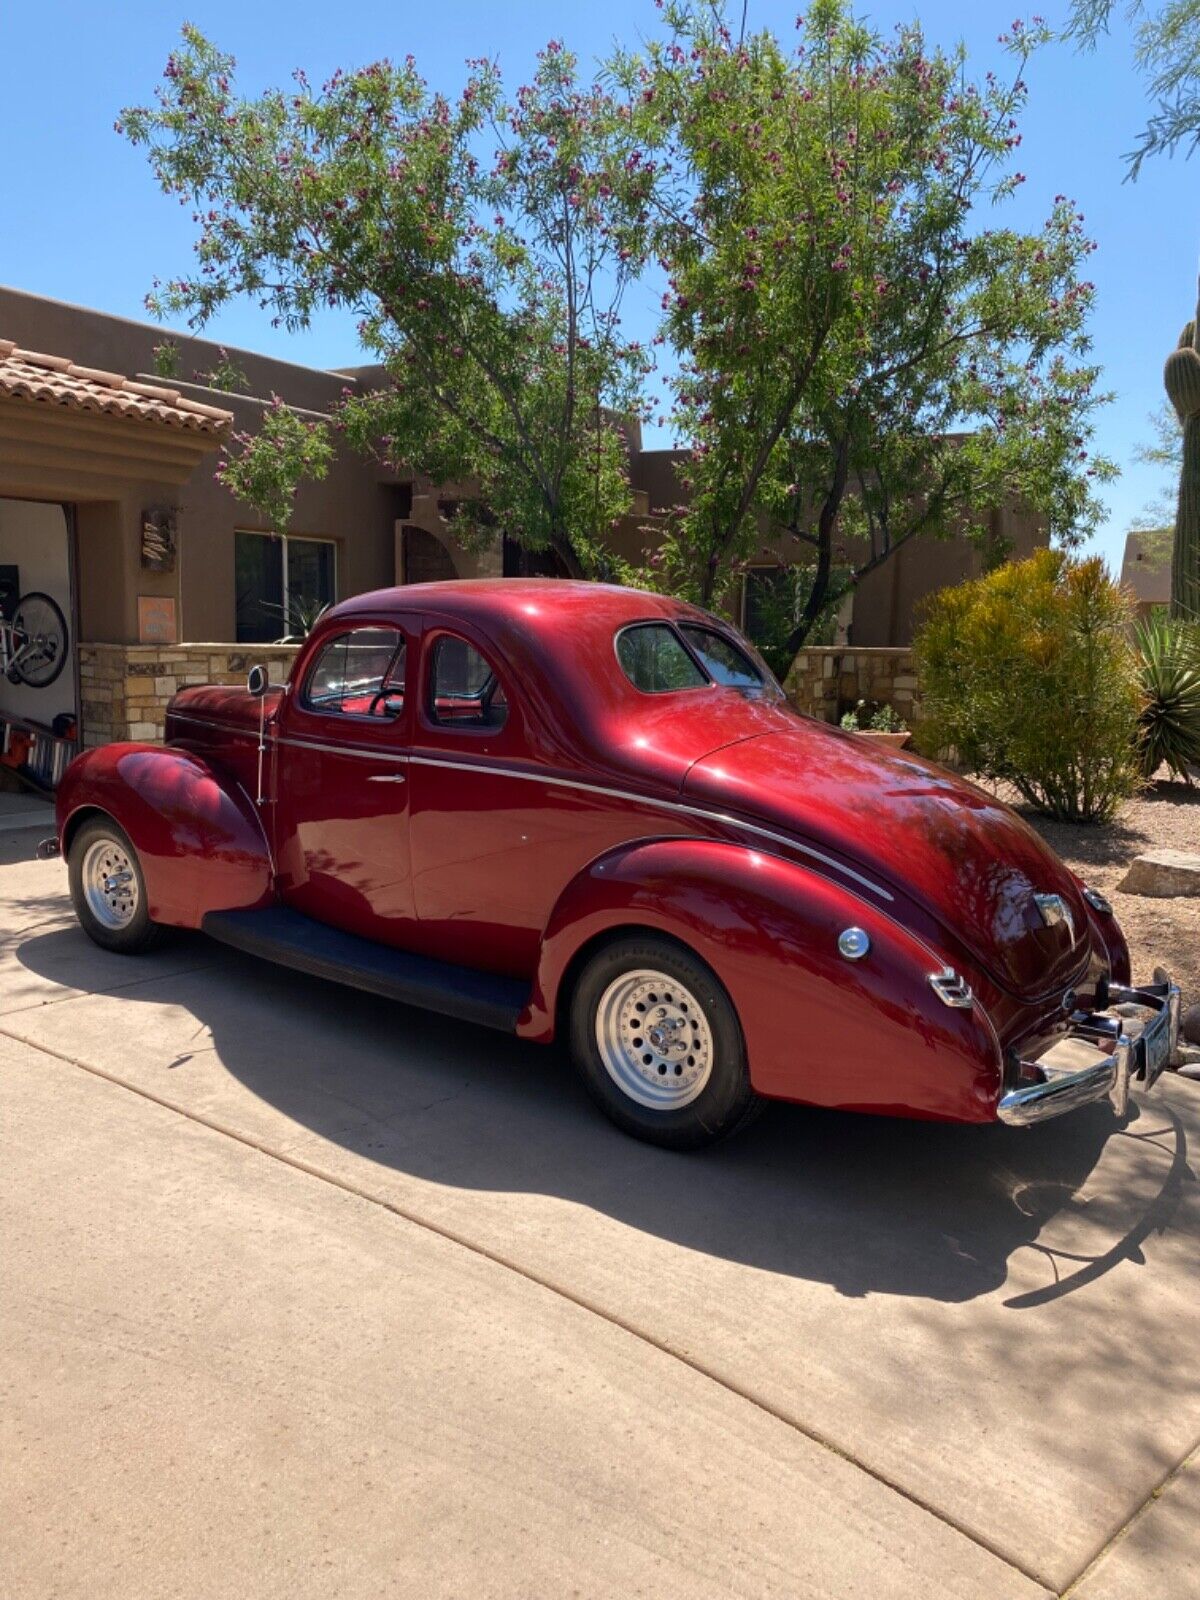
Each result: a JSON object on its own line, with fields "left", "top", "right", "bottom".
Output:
{"left": 402, "top": 754, "right": 894, "bottom": 900}
{"left": 167, "top": 721, "right": 892, "bottom": 897}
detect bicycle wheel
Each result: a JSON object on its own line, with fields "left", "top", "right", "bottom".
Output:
{"left": 10, "top": 591, "right": 69, "bottom": 688}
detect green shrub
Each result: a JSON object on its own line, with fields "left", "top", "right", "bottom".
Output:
{"left": 839, "top": 700, "right": 908, "bottom": 733}
{"left": 1135, "top": 615, "right": 1200, "bottom": 782}
{"left": 914, "top": 550, "right": 1142, "bottom": 822}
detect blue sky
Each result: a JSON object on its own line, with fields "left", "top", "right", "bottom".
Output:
{"left": 1, "top": 0, "right": 1195, "bottom": 573}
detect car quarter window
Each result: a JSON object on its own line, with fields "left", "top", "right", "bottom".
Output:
{"left": 428, "top": 633, "right": 509, "bottom": 730}
{"left": 678, "top": 625, "right": 765, "bottom": 691}
{"left": 616, "top": 623, "right": 707, "bottom": 693}
{"left": 303, "top": 626, "right": 406, "bottom": 718}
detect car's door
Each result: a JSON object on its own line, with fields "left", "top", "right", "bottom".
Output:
{"left": 406, "top": 615, "right": 700, "bottom": 981}
{"left": 272, "top": 620, "right": 416, "bottom": 947}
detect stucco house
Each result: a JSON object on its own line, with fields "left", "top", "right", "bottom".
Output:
{"left": 0, "top": 285, "right": 1047, "bottom": 767}
{"left": 1120, "top": 529, "right": 1172, "bottom": 619}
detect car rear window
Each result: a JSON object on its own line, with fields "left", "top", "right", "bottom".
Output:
{"left": 678, "top": 625, "right": 765, "bottom": 691}
{"left": 616, "top": 624, "right": 707, "bottom": 693}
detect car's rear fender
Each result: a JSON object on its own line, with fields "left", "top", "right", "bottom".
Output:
{"left": 520, "top": 837, "right": 1003, "bottom": 1121}
{"left": 56, "top": 744, "right": 273, "bottom": 927}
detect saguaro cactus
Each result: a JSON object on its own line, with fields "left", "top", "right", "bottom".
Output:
{"left": 1163, "top": 305, "right": 1200, "bottom": 621}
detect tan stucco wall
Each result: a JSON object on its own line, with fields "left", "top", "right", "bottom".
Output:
{"left": 0, "top": 288, "right": 406, "bottom": 646}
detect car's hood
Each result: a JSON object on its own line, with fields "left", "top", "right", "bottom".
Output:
{"left": 684, "top": 726, "right": 1089, "bottom": 1001}
{"left": 167, "top": 683, "right": 284, "bottom": 736}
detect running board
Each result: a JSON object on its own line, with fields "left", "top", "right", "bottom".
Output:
{"left": 201, "top": 906, "right": 527, "bottom": 1034}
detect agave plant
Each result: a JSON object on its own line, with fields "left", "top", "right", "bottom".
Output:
{"left": 261, "top": 593, "right": 330, "bottom": 643}
{"left": 1135, "top": 616, "right": 1200, "bottom": 782}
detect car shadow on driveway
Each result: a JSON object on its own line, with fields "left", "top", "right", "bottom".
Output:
{"left": 14, "top": 924, "right": 1191, "bottom": 1306}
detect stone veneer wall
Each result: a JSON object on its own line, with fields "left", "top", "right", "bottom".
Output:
{"left": 79, "top": 642, "right": 301, "bottom": 747}
{"left": 76, "top": 639, "right": 921, "bottom": 748}
{"left": 783, "top": 646, "right": 920, "bottom": 724}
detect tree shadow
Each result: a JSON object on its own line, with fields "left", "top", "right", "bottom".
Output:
{"left": 15, "top": 924, "right": 1191, "bottom": 1306}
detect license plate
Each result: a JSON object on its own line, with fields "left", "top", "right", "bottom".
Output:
{"left": 1142, "top": 1010, "right": 1171, "bottom": 1085}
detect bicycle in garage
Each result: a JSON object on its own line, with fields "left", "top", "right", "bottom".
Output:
{"left": 0, "top": 590, "right": 69, "bottom": 689}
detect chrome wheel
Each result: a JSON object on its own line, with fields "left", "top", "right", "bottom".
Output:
{"left": 594, "top": 968, "right": 715, "bottom": 1111}
{"left": 80, "top": 837, "right": 139, "bottom": 930}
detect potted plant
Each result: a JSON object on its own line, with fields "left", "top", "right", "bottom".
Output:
{"left": 839, "top": 699, "right": 911, "bottom": 749}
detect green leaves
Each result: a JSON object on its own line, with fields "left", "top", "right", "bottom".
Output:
{"left": 915, "top": 550, "right": 1143, "bottom": 822}
{"left": 1134, "top": 614, "right": 1200, "bottom": 780}
{"left": 217, "top": 397, "right": 333, "bottom": 534}
{"left": 617, "top": 1, "right": 1113, "bottom": 647}
{"left": 120, "top": 29, "right": 653, "bottom": 571}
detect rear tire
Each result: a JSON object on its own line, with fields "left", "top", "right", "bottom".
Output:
{"left": 68, "top": 818, "right": 165, "bottom": 954}
{"left": 568, "top": 934, "right": 759, "bottom": 1149}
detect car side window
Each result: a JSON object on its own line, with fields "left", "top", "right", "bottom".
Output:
{"left": 616, "top": 624, "right": 707, "bottom": 693}
{"left": 428, "top": 634, "right": 508, "bottom": 730}
{"left": 678, "top": 625, "right": 765, "bottom": 691}
{"left": 303, "top": 627, "right": 406, "bottom": 718}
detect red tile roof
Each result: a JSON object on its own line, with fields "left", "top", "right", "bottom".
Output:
{"left": 0, "top": 338, "right": 233, "bottom": 436}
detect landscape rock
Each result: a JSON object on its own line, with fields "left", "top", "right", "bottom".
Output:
{"left": 1115, "top": 849, "right": 1200, "bottom": 898}
{"left": 1183, "top": 1002, "right": 1200, "bottom": 1047}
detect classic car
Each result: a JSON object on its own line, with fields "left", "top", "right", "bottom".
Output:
{"left": 51, "top": 579, "right": 1180, "bottom": 1148}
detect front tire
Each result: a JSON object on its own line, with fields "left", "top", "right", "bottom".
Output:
{"left": 68, "top": 818, "right": 164, "bottom": 954}
{"left": 568, "top": 934, "right": 759, "bottom": 1149}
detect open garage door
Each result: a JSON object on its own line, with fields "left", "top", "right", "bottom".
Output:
{"left": 0, "top": 497, "right": 77, "bottom": 791}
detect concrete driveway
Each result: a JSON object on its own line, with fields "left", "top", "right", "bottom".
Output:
{"left": 1, "top": 828, "right": 1197, "bottom": 1598}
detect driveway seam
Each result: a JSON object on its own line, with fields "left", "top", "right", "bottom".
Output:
{"left": 0, "top": 1022, "right": 1056, "bottom": 1596}
{"left": 1059, "top": 1440, "right": 1200, "bottom": 1597}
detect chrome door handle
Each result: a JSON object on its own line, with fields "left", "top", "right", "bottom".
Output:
{"left": 367, "top": 773, "right": 407, "bottom": 783}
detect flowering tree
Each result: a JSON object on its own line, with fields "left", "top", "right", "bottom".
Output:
{"left": 1067, "top": 2, "right": 1200, "bottom": 171}
{"left": 616, "top": 0, "right": 1115, "bottom": 647}
{"left": 119, "top": 29, "right": 654, "bottom": 572}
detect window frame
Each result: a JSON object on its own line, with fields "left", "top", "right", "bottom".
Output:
{"left": 612, "top": 621, "right": 711, "bottom": 697}
{"left": 234, "top": 528, "right": 338, "bottom": 645}
{"left": 677, "top": 622, "right": 771, "bottom": 694}
{"left": 297, "top": 624, "right": 408, "bottom": 724}
{"left": 422, "top": 628, "right": 511, "bottom": 736}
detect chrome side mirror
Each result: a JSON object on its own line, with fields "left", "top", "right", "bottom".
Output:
{"left": 247, "top": 664, "right": 269, "bottom": 697}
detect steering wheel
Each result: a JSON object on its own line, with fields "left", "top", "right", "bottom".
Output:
{"left": 367, "top": 690, "right": 398, "bottom": 718}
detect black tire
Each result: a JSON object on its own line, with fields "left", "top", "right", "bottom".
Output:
{"left": 568, "top": 934, "right": 760, "bottom": 1149}
{"left": 67, "top": 817, "right": 165, "bottom": 954}
{"left": 11, "top": 590, "right": 68, "bottom": 688}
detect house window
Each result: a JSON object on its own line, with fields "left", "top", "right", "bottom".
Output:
{"left": 235, "top": 530, "right": 336, "bottom": 643}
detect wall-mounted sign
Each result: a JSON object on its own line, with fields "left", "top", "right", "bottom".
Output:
{"left": 141, "top": 508, "right": 178, "bottom": 572}
{"left": 137, "top": 595, "right": 177, "bottom": 645}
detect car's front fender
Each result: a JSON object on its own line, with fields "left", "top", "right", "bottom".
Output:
{"left": 57, "top": 744, "right": 272, "bottom": 927}
{"left": 520, "top": 837, "right": 1003, "bottom": 1121}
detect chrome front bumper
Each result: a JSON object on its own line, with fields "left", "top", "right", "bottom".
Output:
{"left": 997, "top": 971, "right": 1181, "bottom": 1128}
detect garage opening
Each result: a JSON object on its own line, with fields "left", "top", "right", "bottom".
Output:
{"left": 0, "top": 496, "right": 78, "bottom": 796}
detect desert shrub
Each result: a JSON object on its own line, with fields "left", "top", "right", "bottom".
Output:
{"left": 839, "top": 700, "right": 908, "bottom": 733}
{"left": 914, "top": 549, "right": 1142, "bottom": 822}
{"left": 1135, "top": 615, "right": 1200, "bottom": 781}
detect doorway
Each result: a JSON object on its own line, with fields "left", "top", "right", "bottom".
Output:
{"left": 0, "top": 497, "right": 78, "bottom": 791}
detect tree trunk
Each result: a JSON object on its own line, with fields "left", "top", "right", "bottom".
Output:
{"left": 783, "top": 439, "right": 850, "bottom": 657}
{"left": 549, "top": 525, "right": 586, "bottom": 579}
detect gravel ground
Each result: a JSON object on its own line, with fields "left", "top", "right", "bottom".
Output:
{"left": 980, "top": 776, "right": 1200, "bottom": 1011}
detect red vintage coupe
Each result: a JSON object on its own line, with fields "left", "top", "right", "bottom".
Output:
{"left": 52, "top": 580, "right": 1179, "bottom": 1147}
